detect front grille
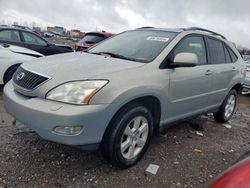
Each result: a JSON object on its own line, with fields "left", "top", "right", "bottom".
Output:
{"left": 13, "top": 66, "right": 49, "bottom": 90}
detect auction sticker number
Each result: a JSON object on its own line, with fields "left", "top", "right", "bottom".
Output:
{"left": 146, "top": 36, "right": 169, "bottom": 42}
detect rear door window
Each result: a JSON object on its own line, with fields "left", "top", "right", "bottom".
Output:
{"left": 0, "top": 30, "right": 21, "bottom": 42}
{"left": 207, "top": 38, "right": 226, "bottom": 64}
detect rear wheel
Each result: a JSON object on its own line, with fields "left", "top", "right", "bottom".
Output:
{"left": 4, "top": 65, "right": 20, "bottom": 84}
{"left": 101, "top": 102, "right": 153, "bottom": 168}
{"left": 213, "top": 89, "right": 237, "bottom": 123}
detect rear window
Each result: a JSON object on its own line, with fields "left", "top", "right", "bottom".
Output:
{"left": 79, "top": 34, "right": 105, "bottom": 43}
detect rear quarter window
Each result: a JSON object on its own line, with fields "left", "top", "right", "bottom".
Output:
{"left": 227, "top": 46, "right": 238, "bottom": 62}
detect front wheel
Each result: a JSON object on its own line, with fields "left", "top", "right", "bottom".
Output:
{"left": 213, "top": 89, "right": 237, "bottom": 123}
{"left": 101, "top": 103, "right": 153, "bottom": 168}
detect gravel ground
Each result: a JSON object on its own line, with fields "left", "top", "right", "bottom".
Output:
{"left": 0, "top": 86, "right": 249, "bottom": 188}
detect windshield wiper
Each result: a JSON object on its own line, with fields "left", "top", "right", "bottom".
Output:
{"left": 91, "top": 51, "right": 138, "bottom": 61}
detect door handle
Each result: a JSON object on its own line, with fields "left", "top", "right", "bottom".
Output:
{"left": 205, "top": 70, "right": 213, "bottom": 76}
{"left": 232, "top": 67, "right": 236, "bottom": 71}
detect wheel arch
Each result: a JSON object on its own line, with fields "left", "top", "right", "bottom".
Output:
{"left": 102, "top": 95, "right": 162, "bottom": 146}
{"left": 231, "top": 83, "right": 243, "bottom": 94}
{"left": 3, "top": 63, "right": 21, "bottom": 84}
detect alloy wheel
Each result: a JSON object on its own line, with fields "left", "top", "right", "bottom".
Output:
{"left": 120, "top": 116, "right": 149, "bottom": 160}
{"left": 224, "top": 94, "right": 236, "bottom": 119}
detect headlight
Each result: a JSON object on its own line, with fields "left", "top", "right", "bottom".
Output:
{"left": 46, "top": 80, "right": 108, "bottom": 104}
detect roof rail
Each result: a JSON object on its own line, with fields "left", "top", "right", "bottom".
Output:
{"left": 185, "top": 27, "right": 227, "bottom": 39}
{"left": 136, "top": 26, "right": 154, "bottom": 29}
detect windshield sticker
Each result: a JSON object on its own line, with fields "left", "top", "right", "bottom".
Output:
{"left": 146, "top": 36, "right": 169, "bottom": 42}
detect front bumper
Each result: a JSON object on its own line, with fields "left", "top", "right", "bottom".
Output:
{"left": 4, "top": 82, "right": 118, "bottom": 148}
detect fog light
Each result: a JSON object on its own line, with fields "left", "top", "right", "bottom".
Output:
{"left": 53, "top": 126, "right": 83, "bottom": 136}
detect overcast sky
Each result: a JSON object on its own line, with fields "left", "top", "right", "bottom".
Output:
{"left": 0, "top": 0, "right": 249, "bottom": 47}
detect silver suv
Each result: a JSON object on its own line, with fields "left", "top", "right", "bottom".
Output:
{"left": 4, "top": 27, "right": 246, "bottom": 168}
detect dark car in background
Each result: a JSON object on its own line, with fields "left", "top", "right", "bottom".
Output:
{"left": 0, "top": 26, "right": 73, "bottom": 56}
{"left": 75, "top": 31, "right": 114, "bottom": 51}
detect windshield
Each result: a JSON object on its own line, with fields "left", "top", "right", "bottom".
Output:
{"left": 80, "top": 34, "right": 105, "bottom": 43}
{"left": 89, "top": 30, "right": 177, "bottom": 63}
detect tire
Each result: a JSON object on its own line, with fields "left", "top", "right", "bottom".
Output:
{"left": 4, "top": 65, "right": 20, "bottom": 84}
{"left": 213, "top": 89, "right": 237, "bottom": 123}
{"left": 101, "top": 102, "right": 153, "bottom": 168}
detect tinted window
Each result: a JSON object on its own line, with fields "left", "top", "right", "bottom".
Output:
{"left": 80, "top": 34, "right": 105, "bottom": 43}
{"left": 227, "top": 47, "right": 238, "bottom": 62}
{"left": 89, "top": 30, "right": 177, "bottom": 63}
{"left": 22, "top": 32, "right": 47, "bottom": 46}
{"left": 224, "top": 46, "right": 231, "bottom": 62}
{"left": 0, "top": 30, "right": 21, "bottom": 41}
{"left": 207, "top": 38, "right": 226, "bottom": 64}
{"left": 169, "top": 36, "right": 207, "bottom": 65}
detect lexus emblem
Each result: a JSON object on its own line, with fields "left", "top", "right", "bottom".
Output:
{"left": 16, "top": 72, "right": 25, "bottom": 81}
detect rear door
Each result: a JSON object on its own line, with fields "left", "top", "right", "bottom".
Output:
{"left": 166, "top": 35, "right": 214, "bottom": 122}
{"left": 205, "top": 37, "right": 239, "bottom": 106}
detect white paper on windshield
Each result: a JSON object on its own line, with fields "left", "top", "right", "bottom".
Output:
{"left": 146, "top": 36, "right": 169, "bottom": 42}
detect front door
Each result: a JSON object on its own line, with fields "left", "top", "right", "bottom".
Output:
{"left": 166, "top": 35, "right": 213, "bottom": 123}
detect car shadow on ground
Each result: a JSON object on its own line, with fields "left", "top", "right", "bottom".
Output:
{"left": 1, "top": 116, "right": 224, "bottom": 180}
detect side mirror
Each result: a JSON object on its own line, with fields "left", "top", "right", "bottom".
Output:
{"left": 172, "top": 52, "right": 198, "bottom": 67}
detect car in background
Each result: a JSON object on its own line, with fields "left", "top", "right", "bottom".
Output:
{"left": 209, "top": 151, "right": 250, "bottom": 188}
{"left": 75, "top": 31, "right": 114, "bottom": 51}
{"left": 243, "top": 55, "right": 250, "bottom": 62}
{"left": 0, "top": 43, "right": 43, "bottom": 85}
{"left": 0, "top": 26, "right": 73, "bottom": 56}
{"left": 242, "top": 55, "right": 250, "bottom": 94}
{"left": 42, "top": 32, "right": 54, "bottom": 38}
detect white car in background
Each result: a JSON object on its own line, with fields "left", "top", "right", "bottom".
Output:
{"left": 0, "top": 44, "right": 43, "bottom": 85}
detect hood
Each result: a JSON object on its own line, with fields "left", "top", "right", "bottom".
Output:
{"left": 0, "top": 45, "right": 40, "bottom": 61}
{"left": 8, "top": 45, "right": 44, "bottom": 57}
{"left": 19, "top": 52, "right": 144, "bottom": 94}
{"left": 54, "top": 44, "right": 72, "bottom": 50}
